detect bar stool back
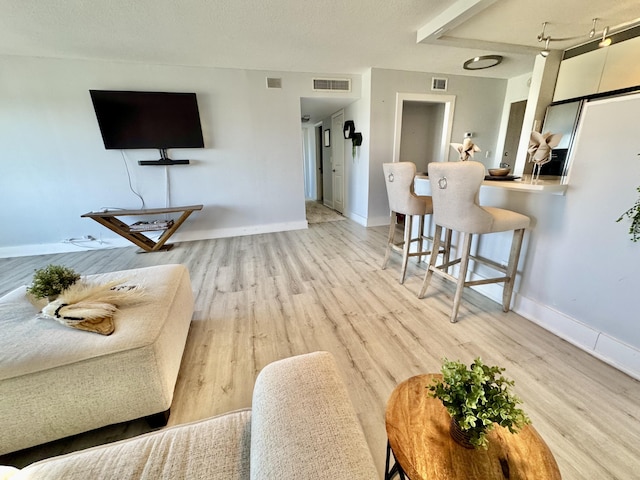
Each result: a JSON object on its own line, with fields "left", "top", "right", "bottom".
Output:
{"left": 382, "top": 162, "right": 434, "bottom": 284}
{"left": 419, "top": 161, "right": 530, "bottom": 322}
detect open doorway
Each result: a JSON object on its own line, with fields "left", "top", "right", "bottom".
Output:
{"left": 303, "top": 122, "right": 347, "bottom": 224}
{"left": 393, "top": 93, "right": 456, "bottom": 168}
{"left": 301, "top": 98, "right": 355, "bottom": 220}
{"left": 501, "top": 100, "right": 527, "bottom": 172}
{"left": 302, "top": 123, "right": 324, "bottom": 202}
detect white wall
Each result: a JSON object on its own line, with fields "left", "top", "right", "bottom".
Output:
{"left": 367, "top": 68, "right": 507, "bottom": 226}
{"left": 344, "top": 75, "right": 371, "bottom": 225}
{"left": 0, "top": 55, "right": 360, "bottom": 255}
{"left": 513, "top": 53, "right": 562, "bottom": 174}
{"left": 478, "top": 93, "right": 640, "bottom": 378}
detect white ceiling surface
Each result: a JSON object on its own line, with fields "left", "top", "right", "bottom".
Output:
{"left": 2, "top": 0, "right": 639, "bottom": 122}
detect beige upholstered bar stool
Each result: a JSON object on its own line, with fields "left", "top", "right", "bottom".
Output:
{"left": 418, "top": 161, "right": 530, "bottom": 322}
{"left": 382, "top": 162, "right": 435, "bottom": 284}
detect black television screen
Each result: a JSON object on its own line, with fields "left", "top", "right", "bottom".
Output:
{"left": 89, "top": 90, "right": 205, "bottom": 150}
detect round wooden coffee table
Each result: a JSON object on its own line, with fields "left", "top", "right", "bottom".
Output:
{"left": 385, "top": 374, "right": 562, "bottom": 479}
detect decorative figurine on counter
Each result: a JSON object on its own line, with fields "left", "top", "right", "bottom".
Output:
{"left": 450, "top": 138, "right": 481, "bottom": 161}
{"left": 528, "top": 131, "right": 563, "bottom": 179}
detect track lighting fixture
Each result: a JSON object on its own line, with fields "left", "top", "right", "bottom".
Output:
{"left": 589, "top": 18, "right": 598, "bottom": 38}
{"left": 537, "top": 18, "right": 613, "bottom": 55}
{"left": 537, "top": 22, "right": 548, "bottom": 43}
{"left": 599, "top": 26, "right": 612, "bottom": 47}
{"left": 540, "top": 37, "right": 551, "bottom": 58}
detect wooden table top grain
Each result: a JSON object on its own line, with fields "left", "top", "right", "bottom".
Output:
{"left": 385, "top": 374, "right": 562, "bottom": 480}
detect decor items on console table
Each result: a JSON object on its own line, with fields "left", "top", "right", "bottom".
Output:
{"left": 82, "top": 204, "right": 203, "bottom": 252}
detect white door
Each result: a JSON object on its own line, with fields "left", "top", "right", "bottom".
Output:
{"left": 331, "top": 112, "right": 345, "bottom": 213}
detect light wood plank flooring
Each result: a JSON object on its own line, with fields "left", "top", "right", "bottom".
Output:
{"left": 1, "top": 219, "right": 639, "bottom": 478}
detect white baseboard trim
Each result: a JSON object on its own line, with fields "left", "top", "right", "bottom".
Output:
{"left": 0, "top": 221, "right": 309, "bottom": 258}
{"left": 366, "top": 215, "right": 391, "bottom": 227}
{"left": 178, "top": 221, "right": 308, "bottom": 242}
{"left": 0, "top": 239, "right": 131, "bottom": 257}
{"left": 346, "top": 211, "right": 368, "bottom": 226}
{"left": 388, "top": 255, "right": 639, "bottom": 380}
{"left": 514, "top": 295, "right": 640, "bottom": 381}
{"left": 466, "top": 267, "right": 640, "bottom": 380}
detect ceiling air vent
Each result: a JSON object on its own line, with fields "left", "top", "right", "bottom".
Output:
{"left": 266, "top": 77, "right": 282, "bottom": 89}
{"left": 431, "top": 77, "right": 448, "bottom": 91}
{"left": 313, "top": 78, "right": 351, "bottom": 92}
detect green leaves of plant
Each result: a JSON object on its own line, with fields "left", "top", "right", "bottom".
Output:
{"left": 428, "top": 357, "right": 531, "bottom": 448}
{"left": 616, "top": 186, "right": 640, "bottom": 242}
{"left": 27, "top": 264, "right": 80, "bottom": 299}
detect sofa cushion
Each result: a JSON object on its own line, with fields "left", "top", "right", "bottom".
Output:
{"left": 17, "top": 410, "right": 251, "bottom": 480}
{"left": 250, "top": 351, "right": 378, "bottom": 480}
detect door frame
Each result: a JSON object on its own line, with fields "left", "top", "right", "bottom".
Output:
{"left": 392, "top": 93, "right": 456, "bottom": 163}
{"left": 331, "top": 111, "right": 345, "bottom": 213}
{"left": 315, "top": 124, "right": 323, "bottom": 201}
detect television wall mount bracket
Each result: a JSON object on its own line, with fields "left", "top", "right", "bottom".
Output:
{"left": 138, "top": 148, "right": 190, "bottom": 166}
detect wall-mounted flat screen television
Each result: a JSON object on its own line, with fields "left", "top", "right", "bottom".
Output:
{"left": 90, "top": 90, "right": 205, "bottom": 165}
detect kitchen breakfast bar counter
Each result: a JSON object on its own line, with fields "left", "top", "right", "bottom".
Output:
{"left": 414, "top": 174, "right": 568, "bottom": 196}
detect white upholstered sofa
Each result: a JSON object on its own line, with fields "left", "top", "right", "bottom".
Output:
{"left": 0, "top": 264, "right": 194, "bottom": 455}
{"left": 1, "top": 351, "right": 379, "bottom": 479}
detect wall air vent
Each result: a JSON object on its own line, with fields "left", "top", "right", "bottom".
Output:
{"left": 266, "top": 77, "right": 282, "bottom": 89}
{"left": 431, "top": 77, "right": 448, "bottom": 91}
{"left": 313, "top": 78, "right": 351, "bottom": 92}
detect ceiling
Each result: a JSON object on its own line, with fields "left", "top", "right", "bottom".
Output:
{"left": 2, "top": 0, "right": 639, "bottom": 122}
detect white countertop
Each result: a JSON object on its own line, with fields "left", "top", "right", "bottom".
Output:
{"left": 415, "top": 174, "right": 568, "bottom": 195}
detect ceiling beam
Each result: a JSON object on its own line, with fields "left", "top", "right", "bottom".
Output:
{"left": 430, "top": 36, "right": 541, "bottom": 54}
{"left": 417, "top": 0, "right": 499, "bottom": 44}
{"left": 416, "top": 0, "right": 540, "bottom": 54}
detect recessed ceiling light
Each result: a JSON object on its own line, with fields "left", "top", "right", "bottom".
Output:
{"left": 463, "top": 55, "right": 503, "bottom": 70}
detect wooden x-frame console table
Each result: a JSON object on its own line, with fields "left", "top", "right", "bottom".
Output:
{"left": 82, "top": 204, "right": 203, "bottom": 252}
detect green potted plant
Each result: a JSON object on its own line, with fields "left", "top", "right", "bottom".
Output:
{"left": 428, "top": 357, "right": 530, "bottom": 449}
{"left": 616, "top": 185, "right": 640, "bottom": 242}
{"left": 27, "top": 264, "right": 81, "bottom": 301}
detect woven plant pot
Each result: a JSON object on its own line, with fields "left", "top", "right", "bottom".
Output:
{"left": 449, "top": 417, "right": 475, "bottom": 449}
